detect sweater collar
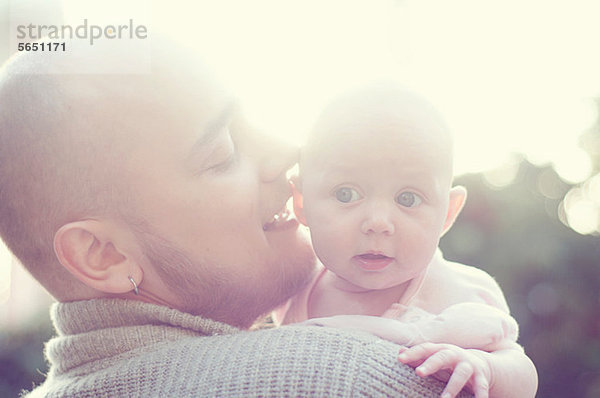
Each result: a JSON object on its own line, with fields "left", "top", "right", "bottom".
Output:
{"left": 46, "top": 298, "right": 240, "bottom": 375}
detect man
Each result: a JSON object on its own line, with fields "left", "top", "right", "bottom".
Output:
{"left": 0, "top": 38, "right": 469, "bottom": 396}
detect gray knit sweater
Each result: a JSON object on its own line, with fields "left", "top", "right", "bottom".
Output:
{"left": 24, "top": 299, "right": 472, "bottom": 397}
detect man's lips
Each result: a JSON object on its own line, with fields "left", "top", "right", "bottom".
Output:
{"left": 263, "top": 207, "right": 296, "bottom": 231}
{"left": 353, "top": 253, "right": 394, "bottom": 271}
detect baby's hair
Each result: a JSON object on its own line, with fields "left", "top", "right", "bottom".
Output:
{"left": 301, "top": 82, "right": 454, "bottom": 175}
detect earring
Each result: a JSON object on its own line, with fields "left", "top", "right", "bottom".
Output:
{"left": 128, "top": 276, "right": 139, "bottom": 295}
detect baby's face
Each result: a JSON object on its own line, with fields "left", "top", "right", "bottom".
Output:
{"left": 300, "top": 121, "right": 453, "bottom": 291}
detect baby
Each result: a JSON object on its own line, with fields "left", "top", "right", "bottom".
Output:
{"left": 275, "top": 84, "right": 537, "bottom": 397}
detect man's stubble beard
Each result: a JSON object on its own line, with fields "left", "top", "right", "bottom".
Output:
{"left": 134, "top": 226, "right": 316, "bottom": 328}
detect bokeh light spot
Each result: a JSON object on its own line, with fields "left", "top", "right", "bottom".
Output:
{"left": 562, "top": 188, "right": 599, "bottom": 235}
{"left": 537, "top": 168, "right": 569, "bottom": 200}
{"left": 584, "top": 173, "right": 600, "bottom": 205}
{"left": 482, "top": 158, "right": 521, "bottom": 190}
{"left": 527, "top": 282, "right": 560, "bottom": 316}
{"left": 552, "top": 146, "right": 593, "bottom": 184}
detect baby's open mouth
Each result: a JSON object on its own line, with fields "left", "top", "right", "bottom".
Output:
{"left": 358, "top": 253, "right": 392, "bottom": 261}
{"left": 353, "top": 253, "right": 394, "bottom": 271}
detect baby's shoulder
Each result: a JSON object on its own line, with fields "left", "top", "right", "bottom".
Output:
{"left": 423, "top": 257, "right": 509, "bottom": 311}
{"left": 437, "top": 258, "right": 497, "bottom": 286}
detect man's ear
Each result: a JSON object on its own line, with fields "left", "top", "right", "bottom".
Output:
{"left": 53, "top": 219, "right": 143, "bottom": 295}
{"left": 441, "top": 186, "right": 467, "bottom": 236}
{"left": 290, "top": 176, "right": 307, "bottom": 226}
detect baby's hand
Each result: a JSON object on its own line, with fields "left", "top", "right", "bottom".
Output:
{"left": 398, "top": 342, "right": 492, "bottom": 398}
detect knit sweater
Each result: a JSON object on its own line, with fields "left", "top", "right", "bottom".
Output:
{"left": 23, "top": 299, "right": 472, "bottom": 397}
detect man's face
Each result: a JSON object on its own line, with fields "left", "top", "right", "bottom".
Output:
{"left": 300, "top": 121, "right": 452, "bottom": 292}
{"left": 122, "top": 75, "right": 315, "bottom": 327}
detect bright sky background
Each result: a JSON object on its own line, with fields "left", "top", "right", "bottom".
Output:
{"left": 47, "top": 0, "right": 600, "bottom": 180}
{"left": 3, "top": 0, "right": 600, "bottom": 312}
{"left": 150, "top": 0, "right": 600, "bottom": 182}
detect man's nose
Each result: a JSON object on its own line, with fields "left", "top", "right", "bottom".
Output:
{"left": 258, "top": 136, "right": 300, "bottom": 183}
{"left": 361, "top": 206, "right": 396, "bottom": 235}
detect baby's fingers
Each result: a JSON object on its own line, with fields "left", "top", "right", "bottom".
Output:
{"left": 438, "top": 362, "right": 474, "bottom": 398}
{"left": 472, "top": 372, "right": 490, "bottom": 398}
{"left": 398, "top": 342, "right": 447, "bottom": 364}
{"left": 408, "top": 345, "right": 458, "bottom": 377}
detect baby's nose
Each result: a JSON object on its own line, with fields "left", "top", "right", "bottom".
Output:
{"left": 361, "top": 210, "right": 395, "bottom": 235}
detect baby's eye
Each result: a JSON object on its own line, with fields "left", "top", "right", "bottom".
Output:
{"left": 395, "top": 191, "right": 422, "bottom": 208}
{"left": 335, "top": 187, "right": 362, "bottom": 203}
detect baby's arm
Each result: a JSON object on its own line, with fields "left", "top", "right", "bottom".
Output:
{"left": 302, "top": 313, "right": 535, "bottom": 397}
{"left": 398, "top": 342, "right": 537, "bottom": 398}
{"left": 301, "top": 314, "right": 427, "bottom": 345}
{"left": 302, "top": 302, "right": 518, "bottom": 352}
{"left": 387, "top": 302, "right": 519, "bottom": 351}
{"left": 393, "top": 265, "right": 536, "bottom": 397}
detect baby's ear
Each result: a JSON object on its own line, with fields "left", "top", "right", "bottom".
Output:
{"left": 441, "top": 186, "right": 467, "bottom": 236}
{"left": 290, "top": 176, "right": 307, "bottom": 225}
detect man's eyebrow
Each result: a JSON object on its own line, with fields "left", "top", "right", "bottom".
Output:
{"left": 198, "top": 100, "right": 237, "bottom": 144}
{"left": 187, "top": 100, "right": 237, "bottom": 161}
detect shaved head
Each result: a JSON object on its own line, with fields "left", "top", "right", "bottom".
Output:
{"left": 0, "top": 38, "right": 222, "bottom": 299}
{"left": 0, "top": 52, "right": 135, "bottom": 298}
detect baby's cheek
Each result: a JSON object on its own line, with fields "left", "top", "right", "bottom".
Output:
{"left": 309, "top": 227, "right": 339, "bottom": 259}
{"left": 307, "top": 206, "right": 359, "bottom": 252}
{"left": 401, "top": 233, "right": 438, "bottom": 264}
{"left": 310, "top": 214, "right": 347, "bottom": 242}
